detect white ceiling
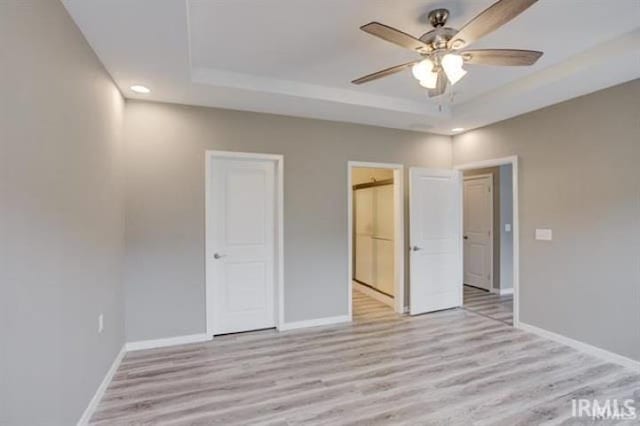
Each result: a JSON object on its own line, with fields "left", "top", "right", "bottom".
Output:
{"left": 64, "top": 0, "right": 640, "bottom": 135}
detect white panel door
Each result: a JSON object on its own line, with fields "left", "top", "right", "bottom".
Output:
{"left": 463, "top": 176, "right": 492, "bottom": 290}
{"left": 207, "top": 157, "right": 275, "bottom": 335}
{"left": 409, "top": 168, "right": 462, "bottom": 315}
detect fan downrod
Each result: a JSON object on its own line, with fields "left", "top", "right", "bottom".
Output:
{"left": 428, "top": 9, "right": 449, "bottom": 28}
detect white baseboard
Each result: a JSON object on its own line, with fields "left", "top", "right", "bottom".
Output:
{"left": 279, "top": 315, "right": 351, "bottom": 331}
{"left": 353, "top": 281, "right": 395, "bottom": 308}
{"left": 125, "top": 333, "right": 211, "bottom": 352}
{"left": 77, "top": 344, "right": 126, "bottom": 425}
{"left": 490, "top": 287, "right": 514, "bottom": 296}
{"left": 518, "top": 322, "right": 640, "bottom": 371}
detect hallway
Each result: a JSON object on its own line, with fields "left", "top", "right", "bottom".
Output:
{"left": 353, "top": 285, "right": 513, "bottom": 327}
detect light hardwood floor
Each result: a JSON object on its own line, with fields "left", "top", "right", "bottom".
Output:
{"left": 463, "top": 285, "right": 514, "bottom": 326}
{"left": 92, "top": 290, "right": 639, "bottom": 425}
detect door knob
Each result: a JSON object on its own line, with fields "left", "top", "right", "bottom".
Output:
{"left": 463, "top": 236, "right": 468, "bottom": 240}
{"left": 411, "top": 246, "right": 422, "bottom": 251}
{"left": 213, "top": 253, "right": 227, "bottom": 259}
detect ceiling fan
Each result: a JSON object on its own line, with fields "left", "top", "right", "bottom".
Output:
{"left": 352, "top": 0, "right": 543, "bottom": 97}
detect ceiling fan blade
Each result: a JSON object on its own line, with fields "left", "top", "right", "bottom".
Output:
{"left": 427, "top": 70, "right": 447, "bottom": 97}
{"left": 360, "top": 22, "right": 431, "bottom": 53}
{"left": 448, "top": 0, "right": 538, "bottom": 50}
{"left": 352, "top": 60, "right": 419, "bottom": 85}
{"left": 462, "top": 49, "right": 543, "bottom": 66}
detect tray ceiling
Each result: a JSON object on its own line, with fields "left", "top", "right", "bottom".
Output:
{"left": 64, "top": 0, "right": 640, "bottom": 134}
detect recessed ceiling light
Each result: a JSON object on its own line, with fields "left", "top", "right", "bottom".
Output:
{"left": 451, "top": 127, "right": 465, "bottom": 132}
{"left": 130, "top": 85, "right": 151, "bottom": 94}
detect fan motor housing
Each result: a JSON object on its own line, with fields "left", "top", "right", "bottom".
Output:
{"left": 419, "top": 27, "right": 457, "bottom": 51}
{"left": 420, "top": 9, "right": 457, "bottom": 51}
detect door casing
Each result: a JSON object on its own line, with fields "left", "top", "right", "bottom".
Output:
{"left": 347, "top": 161, "right": 405, "bottom": 318}
{"left": 455, "top": 156, "right": 519, "bottom": 327}
{"left": 205, "top": 150, "right": 284, "bottom": 337}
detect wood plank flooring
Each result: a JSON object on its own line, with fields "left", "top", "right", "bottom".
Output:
{"left": 92, "top": 290, "right": 639, "bottom": 425}
{"left": 463, "top": 285, "right": 514, "bottom": 326}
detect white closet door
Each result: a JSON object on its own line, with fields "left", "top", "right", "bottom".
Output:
{"left": 373, "top": 185, "right": 394, "bottom": 240}
{"left": 374, "top": 239, "right": 395, "bottom": 295}
{"left": 355, "top": 236, "right": 373, "bottom": 284}
{"left": 372, "top": 184, "right": 394, "bottom": 295}
{"left": 355, "top": 188, "right": 374, "bottom": 235}
{"left": 354, "top": 188, "right": 374, "bottom": 284}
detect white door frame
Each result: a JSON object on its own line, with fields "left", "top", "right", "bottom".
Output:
{"left": 205, "top": 150, "right": 285, "bottom": 337}
{"left": 455, "top": 156, "right": 519, "bottom": 327}
{"left": 347, "top": 161, "right": 405, "bottom": 317}
{"left": 463, "top": 173, "right": 494, "bottom": 290}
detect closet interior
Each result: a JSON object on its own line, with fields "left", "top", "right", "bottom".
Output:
{"left": 352, "top": 167, "right": 395, "bottom": 303}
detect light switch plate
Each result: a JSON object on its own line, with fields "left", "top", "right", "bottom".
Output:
{"left": 535, "top": 229, "right": 552, "bottom": 241}
{"left": 505, "top": 224, "right": 512, "bottom": 232}
{"left": 98, "top": 313, "right": 104, "bottom": 333}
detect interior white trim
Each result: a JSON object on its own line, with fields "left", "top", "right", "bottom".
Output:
{"left": 63, "top": 1, "right": 640, "bottom": 136}
{"left": 192, "top": 67, "right": 447, "bottom": 119}
{"left": 455, "top": 156, "right": 519, "bottom": 327}
{"left": 451, "top": 29, "right": 640, "bottom": 135}
{"left": 279, "top": 315, "right": 351, "bottom": 331}
{"left": 519, "top": 322, "right": 640, "bottom": 372}
{"left": 347, "top": 161, "right": 406, "bottom": 318}
{"left": 205, "top": 150, "right": 285, "bottom": 336}
{"left": 353, "top": 280, "right": 394, "bottom": 309}
{"left": 126, "top": 334, "right": 210, "bottom": 352}
{"left": 77, "top": 345, "right": 126, "bottom": 425}
{"left": 490, "top": 287, "right": 514, "bottom": 296}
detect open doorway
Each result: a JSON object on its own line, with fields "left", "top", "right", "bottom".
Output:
{"left": 458, "top": 160, "right": 516, "bottom": 326}
{"left": 347, "top": 162, "right": 404, "bottom": 323}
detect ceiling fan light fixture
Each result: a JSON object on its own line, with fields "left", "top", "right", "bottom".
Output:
{"left": 441, "top": 53, "right": 467, "bottom": 85}
{"left": 411, "top": 59, "right": 435, "bottom": 81}
{"left": 418, "top": 72, "right": 439, "bottom": 89}
{"left": 351, "top": 1, "right": 543, "bottom": 94}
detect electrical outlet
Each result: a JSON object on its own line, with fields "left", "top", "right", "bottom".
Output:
{"left": 505, "top": 224, "right": 512, "bottom": 232}
{"left": 98, "top": 314, "right": 104, "bottom": 333}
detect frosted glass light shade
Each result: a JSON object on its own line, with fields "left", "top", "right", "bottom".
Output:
{"left": 411, "top": 59, "right": 435, "bottom": 81}
{"left": 441, "top": 54, "right": 467, "bottom": 85}
{"left": 419, "top": 72, "right": 438, "bottom": 89}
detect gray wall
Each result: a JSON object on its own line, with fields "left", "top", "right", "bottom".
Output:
{"left": 453, "top": 79, "right": 640, "bottom": 362}
{"left": 123, "top": 101, "right": 451, "bottom": 341}
{"left": 0, "top": 1, "right": 126, "bottom": 424}
{"left": 499, "top": 164, "right": 514, "bottom": 289}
